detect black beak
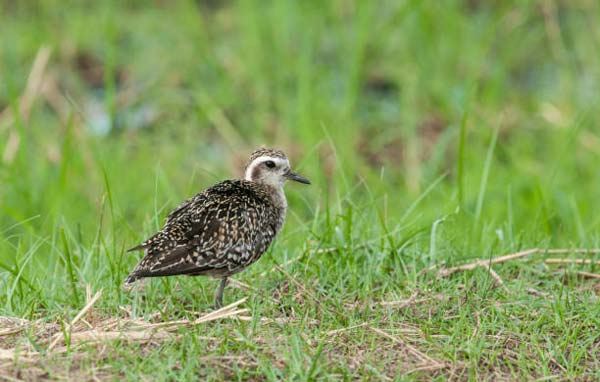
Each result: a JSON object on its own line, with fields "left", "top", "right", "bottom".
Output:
{"left": 286, "top": 170, "right": 311, "bottom": 184}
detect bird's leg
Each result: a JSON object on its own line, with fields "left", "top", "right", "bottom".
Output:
{"left": 213, "top": 277, "right": 228, "bottom": 309}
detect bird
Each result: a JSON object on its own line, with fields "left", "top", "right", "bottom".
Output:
{"left": 125, "top": 147, "right": 310, "bottom": 308}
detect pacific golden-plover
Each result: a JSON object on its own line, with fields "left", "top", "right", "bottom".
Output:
{"left": 125, "top": 148, "right": 310, "bottom": 307}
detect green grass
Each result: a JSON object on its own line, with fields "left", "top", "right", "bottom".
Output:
{"left": 2, "top": 0, "right": 600, "bottom": 380}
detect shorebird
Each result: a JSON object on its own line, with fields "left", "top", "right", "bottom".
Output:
{"left": 125, "top": 148, "right": 310, "bottom": 308}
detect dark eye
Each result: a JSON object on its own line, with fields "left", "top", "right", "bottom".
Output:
{"left": 265, "top": 160, "right": 276, "bottom": 168}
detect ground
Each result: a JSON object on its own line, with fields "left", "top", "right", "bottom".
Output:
{"left": 1, "top": 1, "right": 600, "bottom": 381}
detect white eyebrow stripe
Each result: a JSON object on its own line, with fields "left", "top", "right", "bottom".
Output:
{"left": 244, "top": 156, "right": 289, "bottom": 181}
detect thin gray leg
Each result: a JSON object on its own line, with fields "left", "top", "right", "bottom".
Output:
{"left": 214, "top": 277, "right": 228, "bottom": 309}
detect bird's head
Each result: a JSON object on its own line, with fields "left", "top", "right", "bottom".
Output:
{"left": 244, "top": 148, "right": 310, "bottom": 187}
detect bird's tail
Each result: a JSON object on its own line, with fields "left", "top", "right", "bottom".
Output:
{"left": 123, "top": 274, "right": 139, "bottom": 285}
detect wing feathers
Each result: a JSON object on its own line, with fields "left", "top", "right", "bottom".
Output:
{"left": 125, "top": 180, "right": 281, "bottom": 284}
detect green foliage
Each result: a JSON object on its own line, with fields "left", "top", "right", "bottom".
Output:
{"left": 1, "top": 0, "right": 600, "bottom": 380}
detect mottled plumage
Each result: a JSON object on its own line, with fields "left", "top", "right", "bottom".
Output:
{"left": 125, "top": 148, "right": 310, "bottom": 307}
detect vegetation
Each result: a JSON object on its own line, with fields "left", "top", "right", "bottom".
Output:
{"left": 1, "top": 0, "right": 600, "bottom": 380}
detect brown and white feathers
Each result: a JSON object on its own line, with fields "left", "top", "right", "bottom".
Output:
{"left": 125, "top": 148, "right": 310, "bottom": 284}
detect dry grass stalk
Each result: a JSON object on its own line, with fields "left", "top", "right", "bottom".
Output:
{"left": 576, "top": 271, "right": 600, "bottom": 280}
{"left": 60, "top": 329, "right": 179, "bottom": 345}
{"left": 525, "top": 287, "right": 553, "bottom": 300}
{"left": 0, "top": 348, "right": 39, "bottom": 362}
{"left": 0, "top": 46, "right": 52, "bottom": 126}
{"left": 23, "top": 297, "right": 250, "bottom": 357}
{"left": 236, "top": 316, "right": 319, "bottom": 326}
{"left": 130, "top": 297, "right": 249, "bottom": 332}
{"left": 369, "top": 326, "right": 441, "bottom": 367}
{"left": 439, "top": 248, "right": 600, "bottom": 278}
{"left": 2, "top": 46, "right": 52, "bottom": 164}
{"left": 326, "top": 322, "right": 370, "bottom": 336}
{"left": 545, "top": 258, "right": 600, "bottom": 266}
{"left": 486, "top": 267, "right": 509, "bottom": 293}
{"left": 0, "top": 317, "right": 30, "bottom": 337}
{"left": 379, "top": 297, "right": 433, "bottom": 308}
{"left": 0, "top": 327, "right": 25, "bottom": 337}
{"left": 273, "top": 265, "right": 319, "bottom": 304}
{"left": 48, "top": 290, "right": 103, "bottom": 350}
{"left": 228, "top": 279, "right": 255, "bottom": 291}
{"left": 378, "top": 290, "right": 420, "bottom": 308}
{"left": 405, "top": 363, "right": 448, "bottom": 375}
{"left": 438, "top": 248, "right": 537, "bottom": 277}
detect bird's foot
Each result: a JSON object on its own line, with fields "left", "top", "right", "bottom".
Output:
{"left": 211, "top": 278, "right": 227, "bottom": 311}
{"left": 209, "top": 303, "right": 223, "bottom": 311}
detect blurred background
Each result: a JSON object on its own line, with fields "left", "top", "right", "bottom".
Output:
{"left": 1, "top": 0, "right": 600, "bottom": 309}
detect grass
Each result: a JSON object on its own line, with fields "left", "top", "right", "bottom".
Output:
{"left": 1, "top": 0, "right": 600, "bottom": 380}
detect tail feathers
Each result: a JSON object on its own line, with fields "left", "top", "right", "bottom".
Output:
{"left": 124, "top": 274, "right": 139, "bottom": 285}
{"left": 127, "top": 244, "right": 147, "bottom": 252}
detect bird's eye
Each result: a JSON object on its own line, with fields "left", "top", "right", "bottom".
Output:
{"left": 265, "top": 160, "right": 276, "bottom": 168}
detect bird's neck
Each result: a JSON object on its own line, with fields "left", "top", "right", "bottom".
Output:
{"left": 245, "top": 179, "right": 287, "bottom": 210}
{"left": 267, "top": 184, "right": 287, "bottom": 210}
{"left": 269, "top": 185, "right": 287, "bottom": 234}
{"left": 249, "top": 181, "right": 287, "bottom": 233}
